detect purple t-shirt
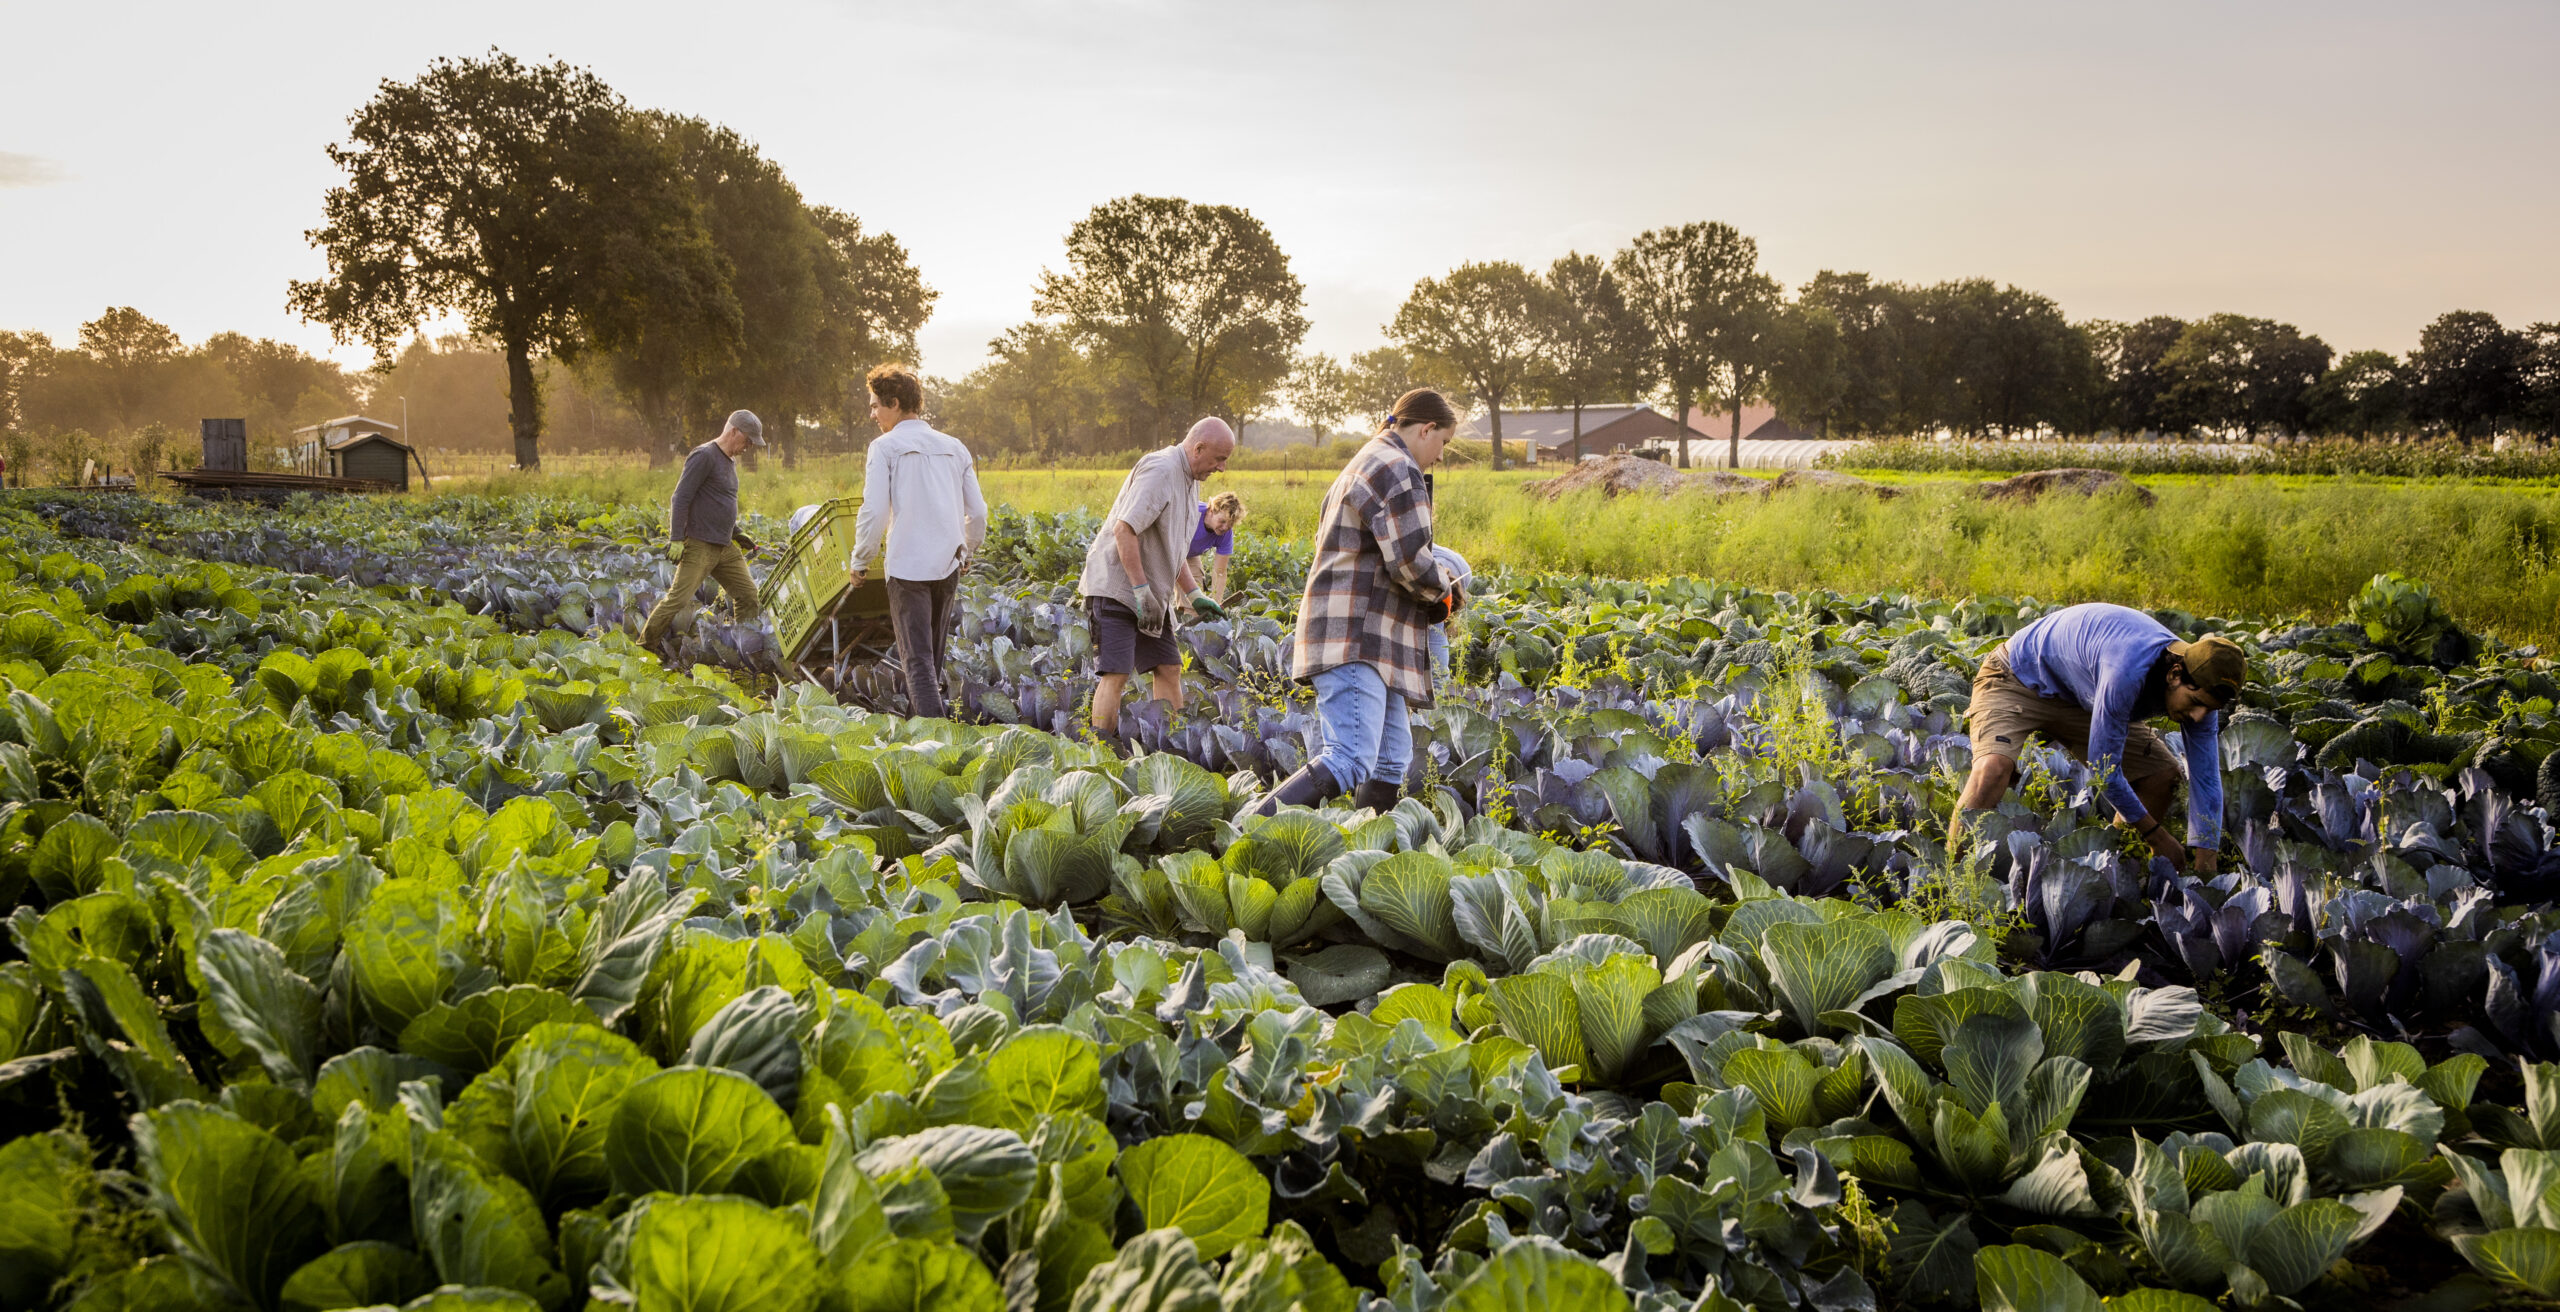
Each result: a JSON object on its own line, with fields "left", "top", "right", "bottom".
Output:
{"left": 1187, "top": 502, "right": 1234, "bottom": 558}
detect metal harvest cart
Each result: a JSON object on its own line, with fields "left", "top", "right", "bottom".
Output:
{"left": 760, "top": 497, "right": 897, "bottom": 694}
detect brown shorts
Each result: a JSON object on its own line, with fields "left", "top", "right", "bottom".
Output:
{"left": 1968, "top": 645, "right": 2179, "bottom": 783}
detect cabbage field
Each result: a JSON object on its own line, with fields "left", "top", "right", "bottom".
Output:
{"left": 13, "top": 490, "right": 2560, "bottom": 1311}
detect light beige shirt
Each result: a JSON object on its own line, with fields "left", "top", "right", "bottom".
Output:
{"left": 1077, "top": 445, "right": 1197, "bottom": 612}
{"left": 851, "top": 419, "right": 987, "bottom": 582}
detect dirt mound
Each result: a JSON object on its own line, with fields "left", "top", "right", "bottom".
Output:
{"left": 1976, "top": 467, "right": 2156, "bottom": 507}
{"left": 1764, "top": 469, "right": 1897, "bottom": 498}
{"left": 1521, "top": 455, "right": 1762, "bottom": 500}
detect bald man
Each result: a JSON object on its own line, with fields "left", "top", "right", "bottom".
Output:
{"left": 1078, "top": 417, "right": 1237, "bottom": 738}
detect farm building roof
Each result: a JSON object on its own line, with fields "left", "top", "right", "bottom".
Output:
{"left": 1682, "top": 403, "right": 1822, "bottom": 445}
{"left": 290, "top": 415, "right": 403, "bottom": 442}
{"left": 322, "top": 430, "right": 415, "bottom": 452}
{"left": 1460, "top": 405, "right": 1714, "bottom": 452}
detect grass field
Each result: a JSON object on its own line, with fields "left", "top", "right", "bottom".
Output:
{"left": 436, "top": 457, "right": 2560, "bottom": 647}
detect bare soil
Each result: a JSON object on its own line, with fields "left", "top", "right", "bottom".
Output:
{"left": 1976, "top": 467, "right": 2158, "bottom": 506}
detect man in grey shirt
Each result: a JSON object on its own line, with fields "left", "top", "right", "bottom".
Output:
{"left": 1078, "top": 417, "right": 1235, "bottom": 738}
{"left": 640, "top": 410, "right": 766, "bottom": 653}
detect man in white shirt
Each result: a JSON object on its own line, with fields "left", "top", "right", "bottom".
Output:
{"left": 1076, "top": 417, "right": 1235, "bottom": 739}
{"left": 850, "top": 364, "right": 987, "bottom": 721}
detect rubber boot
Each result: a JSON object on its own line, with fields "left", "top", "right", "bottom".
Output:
{"left": 1352, "top": 779, "right": 1402, "bottom": 813}
{"left": 1243, "top": 762, "right": 1340, "bottom": 819}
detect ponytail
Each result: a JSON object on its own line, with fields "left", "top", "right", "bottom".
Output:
{"left": 1382, "top": 387, "right": 1459, "bottom": 433}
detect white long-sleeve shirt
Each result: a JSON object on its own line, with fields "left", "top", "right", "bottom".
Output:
{"left": 851, "top": 419, "right": 987, "bottom": 582}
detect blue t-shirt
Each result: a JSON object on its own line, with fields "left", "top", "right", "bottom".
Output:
{"left": 2002, "top": 602, "right": 2224, "bottom": 847}
{"left": 1188, "top": 502, "right": 1234, "bottom": 559}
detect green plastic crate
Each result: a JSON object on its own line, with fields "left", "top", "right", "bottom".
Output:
{"left": 761, "top": 497, "right": 891, "bottom": 669}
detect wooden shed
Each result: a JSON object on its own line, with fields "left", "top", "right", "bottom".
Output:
{"left": 288, "top": 416, "right": 427, "bottom": 490}
{"left": 332, "top": 432, "right": 417, "bottom": 487}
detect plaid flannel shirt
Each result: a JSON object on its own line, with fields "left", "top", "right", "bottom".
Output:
{"left": 1290, "top": 433, "right": 1453, "bottom": 707}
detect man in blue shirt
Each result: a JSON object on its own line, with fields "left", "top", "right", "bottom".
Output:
{"left": 1952, "top": 603, "right": 2248, "bottom": 873}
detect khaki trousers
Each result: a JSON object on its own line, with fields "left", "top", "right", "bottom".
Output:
{"left": 641, "top": 540, "right": 759, "bottom": 647}
{"left": 1968, "top": 645, "right": 2179, "bottom": 782}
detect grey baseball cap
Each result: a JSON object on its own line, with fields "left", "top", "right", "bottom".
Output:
{"left": 726, "top": 409, "right": 766, "bottom": 446}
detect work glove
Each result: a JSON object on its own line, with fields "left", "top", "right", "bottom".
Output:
{"left": 1188, "top": 590, "right": 1226, "bottom": 621}
{"left": 732, "top": 532, "right": 758, "bottom": 556}
{"left": 1134, "top": 588, "right": 1170, "bottom": 637}
{"left": 667, "top": 542, "right": 686, "bottom": 563}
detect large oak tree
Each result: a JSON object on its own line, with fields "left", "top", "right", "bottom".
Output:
{"left": 289, "top": 51, "right": 726, "bottom": 469}
{"left": 1530, "top": 253, "right": 1643, "bottom": 461}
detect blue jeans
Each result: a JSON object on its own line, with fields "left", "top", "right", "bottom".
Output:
{"left": 1311, "top": 662, "right": 1412, "bottom": 787}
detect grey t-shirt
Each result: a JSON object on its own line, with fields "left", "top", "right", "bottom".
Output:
{"left": 1077, "top": 446, "right": 1197, "bottom": 612}
{"left": 669, "top": 442, "right": 739, "bottom": 544}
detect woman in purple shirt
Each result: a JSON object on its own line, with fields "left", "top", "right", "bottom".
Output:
{"left": 1187, "top": 491, "right": 1245, "bottom": 604}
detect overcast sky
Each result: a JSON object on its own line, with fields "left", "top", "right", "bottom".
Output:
{"left": 4, "top": 0, "right": 2554, "bottom": 382}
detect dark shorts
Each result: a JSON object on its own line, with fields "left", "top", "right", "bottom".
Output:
{"left": 1088, "top": 596, "right": 1180, "bottom": 675}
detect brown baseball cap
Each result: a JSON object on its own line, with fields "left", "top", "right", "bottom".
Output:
{"left": 2169, "top": 635, "right": 2246, "bottom": 707}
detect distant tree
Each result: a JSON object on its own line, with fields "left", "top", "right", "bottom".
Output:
{"left": 1705, "top": 271, "right": 1785, "bottom": 467}
{"left": 369, "top": 335, "right": 514, "bottom": 454}
{"left": 200, "top": 332, "right": 360, "bottom": 436}
{"left": 1284, "top": 352, "right": 1351, "bottom": 444}
{"left": 1391, "top": 261, "right": 1546, "bottom": 470}
{"left": 809, "top": 206, "right": 935, "bottom": 455}
{"left": 2086, "top": 316, "right": 2189, "bottom": 436}
{"left": 1034, "top": 195, "right": 1307, "bottom": 444}
{"left": 1343, "top": 346, "right": 1425, "bottom": 425}
{"left": 2410, "top": 310, "right": 2529, "bottom": 442}
{"left": 1766, "top": 301, "right": 1847, "bottom": 438}
{"left": 1529, "top": 253, "right": 1642, "bottom": 460}
{"left": 0, "top": 330, "right": 51, "bottom": 442}
{"left": 2304, "top": 349, "right": 2410, "bottom": 438}
{"left": 2155, "top": 313, "right": 2332, "bottom": 437}
{"left": 1792, "top": 272, "right": 1909, "bottom": 436}
{"left": 289, "top": 51, "right": 727, "bottom": 469}
{"left": 1909, "top": 281, "right": 2095, "bottom": 439}
{"left": 1614, "top": 222, "right": 1762, "bottom": 468}
{"left": 79, "top": 308, "right": 182, "bottom": 434}
{"left": 2524, "top": 323, "right": 2560, "bottom": 441}
{"left": 986, "top": 322, "right": 1106, "bottom": 456}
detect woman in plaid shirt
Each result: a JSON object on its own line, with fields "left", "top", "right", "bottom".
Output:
{"left": 1248, "top": 388, "right": 1467, "bottom": 817}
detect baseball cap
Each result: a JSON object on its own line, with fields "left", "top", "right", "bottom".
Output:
{"left": 2168, "top": 634, "right": 2246, "bottom": 706}
{"left": 727, "top": 410, "right": 766, "bottom": 446}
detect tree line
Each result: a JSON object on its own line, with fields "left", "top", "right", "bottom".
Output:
{"left": 0, "top": 310, "right": 363, "bottom": 483}
{"left": 951, "top": 214, "right": 2560, "bottom": 469}
{"left": 0, "top": 314, "right": 747, "bottom": 481}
